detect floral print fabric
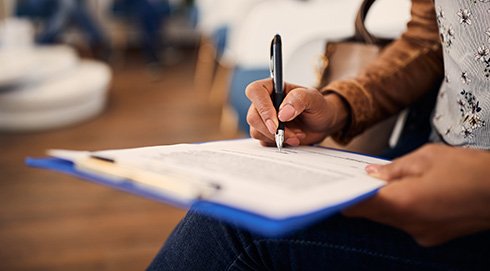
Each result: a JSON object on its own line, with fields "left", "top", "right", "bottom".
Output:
{"left": 433, "top": 0, "right": 490, "bottom": 148}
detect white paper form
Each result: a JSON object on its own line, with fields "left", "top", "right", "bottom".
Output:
{"left": 89, "top": 139, "right": 389, "bottom": 219}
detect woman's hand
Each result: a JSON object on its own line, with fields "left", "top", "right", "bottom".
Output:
{"left": 245, "top": 78, "right": 349, "bottom": 146}
{"left": 344, "top": 144, "right": 490, "bottom": 246}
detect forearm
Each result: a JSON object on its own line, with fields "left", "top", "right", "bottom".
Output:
{"left": 321, "top": 0, "right": 444, "bottom": 143}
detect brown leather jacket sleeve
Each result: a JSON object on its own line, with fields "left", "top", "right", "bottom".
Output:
{"left": 320, "top": 0, "right": 444, "bottom": 144}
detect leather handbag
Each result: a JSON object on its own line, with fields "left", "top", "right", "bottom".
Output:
{"left": 317, "top": 0, "right": 399, "bottom": 155}
{"left": 318, "top": 0, "right": 390, "bottom": 85}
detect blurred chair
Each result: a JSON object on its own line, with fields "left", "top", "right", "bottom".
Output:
{"left": 0, "top": 10, "right": 35, "bottom": 48}
{"left": 193, "top": 0, "right": 267, "bottom": 94}
{"left": 0, "top": 19, "right": 37, "bottom": 86}
{"left": 0, "top": 59, "right": 111, "bottom": 131}
{"left": 0, "top": 18, "right": 112, "bottom": 132}
{"left": 224, "top": 0, "right": 410, "bottom": 134}
{"left": 0, "top": 45, "right": 78, "bottom": 86}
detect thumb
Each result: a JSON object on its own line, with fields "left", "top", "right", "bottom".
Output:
{"left": 278, "top": 88, "right": 324, "bottom": 122}
{"left": 366, "top": 153, "right": 429, "bottom": 181}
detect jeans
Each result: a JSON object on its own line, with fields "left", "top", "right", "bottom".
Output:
{"left": 148, "top": 209, "right": 490, "bottom": 270}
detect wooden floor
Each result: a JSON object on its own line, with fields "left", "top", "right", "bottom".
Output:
{"left": 0, "top": 51, "right": 237, "bottom": 270}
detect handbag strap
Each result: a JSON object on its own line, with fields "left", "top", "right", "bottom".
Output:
{"left": 354, "top": 0, "right": 391, "bottom": 45}
{"left": 354, "top": 0, "right": 376, "bottom": 44}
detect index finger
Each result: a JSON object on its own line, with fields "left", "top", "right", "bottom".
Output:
{"left": 245, "top": 79, "right": 277, "bottom": 133}
{"left": 245, "top": 78, "right": 303, "bottom": 134}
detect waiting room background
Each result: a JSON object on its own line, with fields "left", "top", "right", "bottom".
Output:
{"left": 0, "top": 0, "right": 409, "bottom": 270}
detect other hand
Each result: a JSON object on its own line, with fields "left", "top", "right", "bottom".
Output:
{"left": 344, "top": 144, "right": 490, "bottom": 246}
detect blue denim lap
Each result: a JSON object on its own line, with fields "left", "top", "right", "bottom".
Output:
{"left": 147, "top": 209, "right": 490, "bottom": 270}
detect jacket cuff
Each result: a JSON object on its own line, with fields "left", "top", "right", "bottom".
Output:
{"left": 320, "top": 80, "right": 375, "bottom": 144}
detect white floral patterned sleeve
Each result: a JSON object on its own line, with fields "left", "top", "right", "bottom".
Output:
{"left": 433, "top": 0, "right": 490, "bottom": 149}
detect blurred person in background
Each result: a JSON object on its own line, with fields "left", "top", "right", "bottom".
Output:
{"left": 147, "top": 0, "right": 490, "bottom": 270}
{"left": 111, "top": 0, "right": 171, "bottom": 68}
{"left": 15, "top": 0, "right": 111, "bottom": 60}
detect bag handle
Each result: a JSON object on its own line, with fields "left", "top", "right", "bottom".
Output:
{"left": 354, "top": 0, "right": 390, "bottom": 45}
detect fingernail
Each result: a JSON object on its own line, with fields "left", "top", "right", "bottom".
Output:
{"left": 278, "top": 104, "right": 296, "bottom": 122}
{"left": 265, "top": 119, "right": 276, "bottom": 134}
{"left": 365, "top": 164, "right": 380, "bottom": 174}
{"left": 285, "top": 137, "right": 300, "bottom": 146}
{"left": 365, "top": 165, "right": 382, "bottom": 178}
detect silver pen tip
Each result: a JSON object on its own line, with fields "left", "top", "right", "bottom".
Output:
{"left": 275, "top": 129, "right": 284, "bottom": 152}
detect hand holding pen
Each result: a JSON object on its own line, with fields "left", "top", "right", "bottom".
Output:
{"left": 245, "top": 35, "right": 350, "bottom": 148}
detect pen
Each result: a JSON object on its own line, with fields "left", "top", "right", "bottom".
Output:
{"left": 270, "top": 34, "right": 285, "bottom": 151}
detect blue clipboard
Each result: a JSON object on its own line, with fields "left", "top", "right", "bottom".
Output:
{"left": 26, "top": 157, "right": 380, "bottom": 237}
